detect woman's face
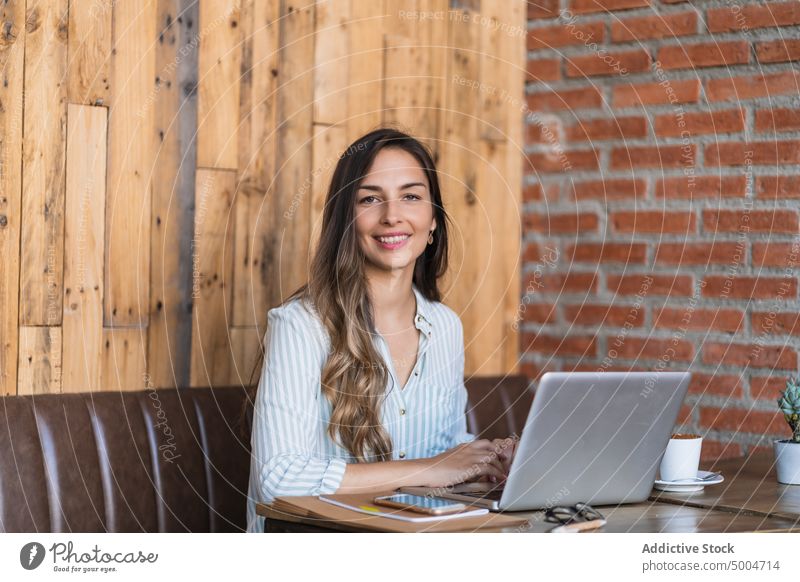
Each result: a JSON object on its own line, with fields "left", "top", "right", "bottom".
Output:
{"left": 354, "top": 147, "right": 436, "bottom": 273}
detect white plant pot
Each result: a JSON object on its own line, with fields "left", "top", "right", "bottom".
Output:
{"left": 774, "top": 439, "right": 800, "bottom": 485}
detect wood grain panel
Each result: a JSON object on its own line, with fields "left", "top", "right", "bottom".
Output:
{"left": 147, "top": 0, "right": 196, "bottom": 389}
{"left": 190, "top": 169, "right": 235, "bottom": 387}
{"left": 67, "top": 0, "right": 112, "bottom": 105}
{"left": 272, "top": 1, "right": 315, "bottom": 304}
{"left": 20, "top": 0, "right": 68, "bottom": 326}
{"left": 102, "top": 327, "right": 146, "bottom": 391}
{"left": 18, "top": 326, "right": 62, "bottom": 395}
{"left": 197, "top": 0, "right": 241, "bottom": 169}
{"left": 0, "top": 0, "right": 26, "bottom": 395}
{"left": 234, "top": 0, "right": 280, "bottom": 330}
{"left": 346, "top": 0, "right": 385, "bottom": 139}
{"left": 314, "top": 0, "right": 350, "bottom": 125}
{"left": 105, "top": 0, "right": 157, "bottom": 326}
{"left": 62, "top": 104, "right": 107, "bottom": 393}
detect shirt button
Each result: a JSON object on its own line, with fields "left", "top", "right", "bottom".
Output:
{"left": 400, "top": 408, "right": 406, "bottom": 415}
{"left": 414, "top": 371, "right": 419, "bottom": 376}
{"left": 399, "top": 451, "right": 406, "bottom": 459}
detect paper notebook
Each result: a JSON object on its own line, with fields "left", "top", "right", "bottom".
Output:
{"left": 262, "top": 491, "right": 531, "bottom": 533}
{"left": 318, "top": 495, "right": 489, "bottom": 522}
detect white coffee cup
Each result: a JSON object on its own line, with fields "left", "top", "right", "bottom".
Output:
{"left": 659, "top": 433, "right": 702, "bottom": 481}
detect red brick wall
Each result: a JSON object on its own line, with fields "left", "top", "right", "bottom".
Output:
{"left": 522, "top": 0, "right": 800, "bottom": 461}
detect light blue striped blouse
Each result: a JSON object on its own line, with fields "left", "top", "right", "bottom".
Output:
{"left": 246, "top": 284, "right": 477, "bottom": 532}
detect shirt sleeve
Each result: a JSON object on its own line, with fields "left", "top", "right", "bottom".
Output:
{"left": 430, "top": 315, "right": 477, "bottom": 456}
{"left": 250, "top": 306, "right": 347, "bottom": 504}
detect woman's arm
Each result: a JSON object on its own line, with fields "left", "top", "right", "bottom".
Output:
{"left": 335, "top": 458, "right": 431, "bottom": 494}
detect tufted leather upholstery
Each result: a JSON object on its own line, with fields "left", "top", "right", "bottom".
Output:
{"left": 0, "top": 375, "right": 530, "bottom": 532}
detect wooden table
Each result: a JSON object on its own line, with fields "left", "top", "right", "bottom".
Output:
{"left": 258, "top": 452, "right": 800, "bottom": 533}
{"left": 651, "top": 452, "right": 800, "bottom": 524}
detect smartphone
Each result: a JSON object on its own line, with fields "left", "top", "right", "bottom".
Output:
{"left": 372, "top": 493, "right": 466, "bottom": 515}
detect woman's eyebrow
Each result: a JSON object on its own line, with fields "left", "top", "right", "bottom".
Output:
{"left": 358, "top": 182, "right": 427, "bottom": 191}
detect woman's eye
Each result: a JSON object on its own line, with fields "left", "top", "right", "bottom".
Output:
{"left": 404, "top": 194, "right": 421, "bottom": 200}
{"left": 359, "top": 196, "right": 377, "bottom": 204}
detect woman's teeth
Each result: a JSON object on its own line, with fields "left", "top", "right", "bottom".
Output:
{"left": 377, "top": 235, "right": 409, "bottom": 244}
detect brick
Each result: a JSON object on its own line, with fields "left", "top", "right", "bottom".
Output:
{"left": 654, "top": 241, "right": 745, "bottom": 266}
{"left": 566, "top": 117, "right": 648, "bottom": 141}
{"left": 570, "top": 0, "right": 650, "bottom": 14}
{"left": 654, "top": 109, "right": 745, "bottom": 137}
{"left": 612, "top": 11, "right": 697, "bottom": 42}
{"left": 703, "top": 209, "right": 799, "bottom": 234}
{"left": 527, "top": 118, "right": 562, "bottom": 144}
{"left": 752, "top": 312, "right": 800, "bottom": 336}
{"left": 539, "top": 271, "right": 599, "bottom": 294}
{"left": 756, "top": 39, "right": 800, "bottom": 63}
{"left": 528, "top": 0, "right": 560, "bottom": 19}
{"left": 527, "top": 22, "right": 605, "bottom": 50}
{"left": 607, "top": 273, "right": 694, "bottom": 296}
{"left": 523, "top": 241, "right": 543, "bottom": 262}
{"left": 522, "top": 303, "right": 558, "bottom": 324}
{"left": 527, "top": 87, "right": 604, "bottom": 111}
{"left": 756, "top": 176, "right": 800, "bottom": 199}
{"left": 563, "top": 303, "right": 645, "bottom": 327}
{"left": 611, "top": 145, "right": 696, "bottom": 169}
{"left": 611, "top": 210, "right": 696, "bottom": 234}
{"left": 527, "top": 58, "right": 561, "bottom": 82}
{"left": 527, "top": 149, "right": 599, "bottom": 172}
{"left": 656, "top": 175, "right": 747, "bottom": 199}
{"left": 676, "top": 403, "right": 693, "bottom": 427}
{"left": 752, "top": 241, "right": 800, "bottom": 268}
{"left": 569, "top": 178, "right": 646, "bottom": 200}
{"left": 688, "top": 373, "right": 744, "bottom": 398}
{"left": 751, "top": 375, "right": 790, "bottom": 401}
{"left": 610, "top": 336, "right": 694, "bottom": 362}
{"left": 702, "top": 342, "right": 798, "bottom": 370}
{"left": 700, "top": 440, "right": 743, "bottom": 462}
{"left": 705, "top": 141, "right": 800, "bottom": 166}
{"left": 653, "top": 306, "right": 744, "bottom": 333}
{"left": 699, "top": 406, "right": 788, "bottom": 434}
{"left": 706, "top": 71, "right": 800, "bottom": 102}
{"left": 566, "top": 49, "right": 651, "bottom": 77}
{"left": 521, "top": 332, "right": 597, "bottom": 357}
{"left": 613, "top": 79, "right": 700, "bottom": 106}
{"left": 526, "top": 211, "right": 600, "bottom": 234}
{"left": 702, "top": 275, "right": 798, "bottom": 300}
{"left": 708, "top": 2, "right": 800, "bottom": 32}
{"left": 657, "top": 41, "right": 750, "bottom": 70}
{"left": 755, "top": 108, "right": 800, "bottom": 133}
{"left": 568, "top": 242, "right": 648, "bottom": 263}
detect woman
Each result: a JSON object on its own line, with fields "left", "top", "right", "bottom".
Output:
{"left": 246, "top": 128, "right": 518, "bottom": 532}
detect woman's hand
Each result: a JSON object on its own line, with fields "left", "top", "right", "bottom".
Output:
{"left": 465, "top": 436, "right": 519, "bottom": 484}
{"left": 417, "top": 439, "right": 508, "bottom": 489}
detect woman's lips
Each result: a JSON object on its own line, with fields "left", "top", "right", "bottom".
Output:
{"left": 373, "top": 234, "right": 410, "bottom": 250}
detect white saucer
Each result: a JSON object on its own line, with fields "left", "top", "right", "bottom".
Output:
{"left": 653, "top": 470, "right": 724, "bottom": 492}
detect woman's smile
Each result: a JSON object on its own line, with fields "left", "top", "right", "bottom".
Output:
{"left": 373, "top": 232, "right": 411, "bottom": 250}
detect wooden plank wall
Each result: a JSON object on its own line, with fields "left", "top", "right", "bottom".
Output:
{"left": 1, "top": 0, "right": 524, "bottom": 395}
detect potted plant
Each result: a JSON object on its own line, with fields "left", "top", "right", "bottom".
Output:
{"left": 775, "top": 377, "right": 800, "bottom": 485}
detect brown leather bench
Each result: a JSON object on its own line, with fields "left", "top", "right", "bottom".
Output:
{"left": 0, "top": 375, "right": 532, "bottom": 532}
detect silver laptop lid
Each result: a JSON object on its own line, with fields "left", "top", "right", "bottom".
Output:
{"left": 499, "top": 371, "right": 690, "bottom": 511}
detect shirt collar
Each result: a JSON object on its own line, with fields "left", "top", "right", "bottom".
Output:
{"left": 412, "top": 284, "right": 433, "bottom": 336}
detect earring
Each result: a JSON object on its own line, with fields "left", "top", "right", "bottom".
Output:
{"left": 427, "top": 231, "right": 434, "bottom": 245}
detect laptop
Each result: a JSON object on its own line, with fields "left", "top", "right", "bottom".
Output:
{"left": 399, "top": 371, "right": 691, "bottom": 512}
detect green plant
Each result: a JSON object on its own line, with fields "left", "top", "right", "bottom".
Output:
{"left": 777, "top": 377, "right": 800, "bottom": 443}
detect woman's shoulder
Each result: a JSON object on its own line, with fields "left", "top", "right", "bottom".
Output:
{"left": 267, "top": 296, "right": 329, "bottom": 346}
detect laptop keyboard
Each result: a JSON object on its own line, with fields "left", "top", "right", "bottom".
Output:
{"left": 456, "top": 487, "right": 505, "bottom": 501}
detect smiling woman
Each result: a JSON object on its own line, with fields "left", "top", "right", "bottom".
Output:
{"left": 245, "top": 128, "right": 517, "bottom": 532}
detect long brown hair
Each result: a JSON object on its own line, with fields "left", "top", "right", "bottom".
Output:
{"left": 245, "top": 127, "right": 451, "bottom": 463}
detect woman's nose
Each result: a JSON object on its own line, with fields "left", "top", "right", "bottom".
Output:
{"left": 380, "top": 199, "right": 400, "bottom": 223}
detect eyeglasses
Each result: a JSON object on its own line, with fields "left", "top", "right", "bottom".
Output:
{"left": 544, "top": 503, "right": 605, "bottom": 532}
